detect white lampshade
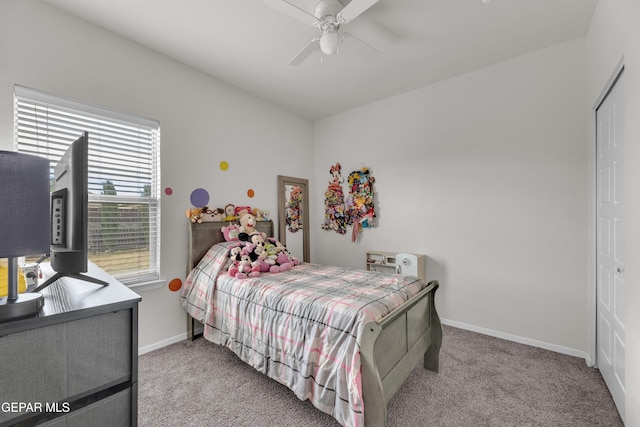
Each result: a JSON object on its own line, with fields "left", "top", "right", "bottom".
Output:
{"left": 320, "top": 30, "right": 339, "bottom": 55}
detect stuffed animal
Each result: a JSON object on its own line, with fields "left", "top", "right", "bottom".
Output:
{"left": 286, "top": 249, "right": 301, "bottom": 266}
{"left": 229, "top": 246, "right": 260, "bottom": 279}
{"left": 238, "top": 211, "right": 257, "bottom": 235}
{"left": 268, "top": 237, "right": 286, "bottom": 254}
{"left": 223, "top": 204, "right": 237, "bottom": 221}
{"left": 242, "top": 232, "right": 281, "bottom": 273}
{"left": 229, "top": 245, "right": 242, "bottom": 262}
{"left": 248, "top": 241, "right": 279, "bottom": 273}
{"left": 227, "top": 245, "right": 243, "bottom": 277}
{"left": 275, "top": 252, "right": 293, "bottom": 271}
{"left": 222, "top": 223, "right": 240, "bottom": 242}
{"left": 235, "top": 206, "right": 252, "bottom": 217}
{"left": 201, "top": 206, "right": 224, "bottom": 222}
{"left": 186, "top": 207, "right": 203, "bottom": 224}
{"left": 252, "top": 208, "right": 267, "bottom": 221}
{"left": 266, "top": 237, "right": 300, "bottom": 269}
{"left": 264, "top": 243, "right": 278, "bottom": 266}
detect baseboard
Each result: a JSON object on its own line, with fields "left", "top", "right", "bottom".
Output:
{"left": 138, "top": 332, "right": 187, "bottom": 355}
{"left": 137, "top": 320, "right": 592, "bottom": 364}
{"left": 441, "top": 318, "right": 592, "bottom": 364}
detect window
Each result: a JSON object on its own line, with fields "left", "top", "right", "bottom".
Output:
{"left": 14, "top": 85, "right": 161, "bottom": 286}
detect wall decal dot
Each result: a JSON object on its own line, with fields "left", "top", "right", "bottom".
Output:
{"left": 168, "top": 278, "right": 182, "bottom": 292}
{"left": 247, "top": 188, "right": 255, "bottom": 198}
{"left": 164, "top": 187, "right": 173, "bottom": 196}
{"left": 220, "top": 161, "right": 229, "bottom": 171}
{"left": 190, "top": 188, "right": 209, "bottom": 207}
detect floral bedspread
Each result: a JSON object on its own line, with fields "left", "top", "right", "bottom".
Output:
{"left": 181, "top": 242, "right": 426, "bottom": 427}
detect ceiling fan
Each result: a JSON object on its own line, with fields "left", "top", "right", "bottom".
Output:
{"left": 265, "top": 0, "right": 380, "bottom": 66}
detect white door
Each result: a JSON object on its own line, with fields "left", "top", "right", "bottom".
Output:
{"left": 596, "top": 69, "right": 625, "bottom": 420}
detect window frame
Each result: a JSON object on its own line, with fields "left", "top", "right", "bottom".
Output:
{"left": 13, "top": 85, "right": 161, "bottom": 287}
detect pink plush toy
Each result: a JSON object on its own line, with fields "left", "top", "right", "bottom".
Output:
{"left": 229, "top": 246, "right": 260, "bottom": 279}
{"left": 266, "top": 237, "right": 300, "bottom": 269}
{"left": 245, "top": 233, "right": 281, "bottom": 273}
{"left": 275, "top": 252, "right": 293, "bottom": 271}
{"left": 222, "top": 223, "right": 240, "bottom": 242}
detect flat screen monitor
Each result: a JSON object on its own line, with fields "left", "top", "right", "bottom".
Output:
{"left": 50, "top": 131, "right": 89, "bottom": 273}
{"left": 35, "top": 131, "right": 107, "bottom": 292}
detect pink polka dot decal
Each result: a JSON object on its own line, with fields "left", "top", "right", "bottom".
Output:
{"left": 168, "top": 278, "right": 182, "bottom": 292}
{"left": 190, "top": 188, "right": 209, "bottom": 207}
{"left": 164, "top": 187, "right": 173, "bottom": 195}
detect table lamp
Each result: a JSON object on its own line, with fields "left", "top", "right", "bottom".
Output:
{"left": 0, "top": 150, "right": 50, "bottom": 322}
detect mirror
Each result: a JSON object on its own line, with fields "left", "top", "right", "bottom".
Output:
{"left": 277, "top": 175, "right": 310, "bottom": 263}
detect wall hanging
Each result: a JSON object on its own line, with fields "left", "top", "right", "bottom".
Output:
{"left": 321, "top": 162, "right": 347, "bottom": 235}
{"left": 346, "top": 166, "right": 376, "bottom": 242}
{"left": 286, "top": 185, "right": 303, "bottom": 233}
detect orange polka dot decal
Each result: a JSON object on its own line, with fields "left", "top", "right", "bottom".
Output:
{"left": 168, "top": 278, "right": 182, "bottom": 292}
{"left": 247, "top": 188, "right": 255, "bottom": 198}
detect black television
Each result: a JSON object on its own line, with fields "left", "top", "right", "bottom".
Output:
{"left": 35, "top": 132, "right": 108, "bottom": 292}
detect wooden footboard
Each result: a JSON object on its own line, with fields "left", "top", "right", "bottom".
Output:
{"left": 360, "top": 280, "right": 442, "bottom": 426}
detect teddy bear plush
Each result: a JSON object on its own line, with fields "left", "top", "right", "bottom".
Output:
{"left": 238, "top": 211, "right": 257, "bottom": 235}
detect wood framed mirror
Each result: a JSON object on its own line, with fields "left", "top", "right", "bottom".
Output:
{"left": 277, "top": 175, "right": 310, "bottom": 263}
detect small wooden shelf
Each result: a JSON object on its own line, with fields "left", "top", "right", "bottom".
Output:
{"left": 366, "top": 250, "right": 426, "bottom": 282}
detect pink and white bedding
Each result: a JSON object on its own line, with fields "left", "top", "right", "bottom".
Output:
{"left": 181, "top": 241, "right": 427, "bottom": 427}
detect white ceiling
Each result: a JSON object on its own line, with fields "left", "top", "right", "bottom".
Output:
{"left": 42, "top": 0, "right": 598, "bottom": 120}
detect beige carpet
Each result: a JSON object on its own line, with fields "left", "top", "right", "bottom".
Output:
{"left": 138, "top": 325, "right": 623, "bottom": 426}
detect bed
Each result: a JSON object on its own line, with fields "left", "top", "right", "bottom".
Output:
{"left": 181, "top": 221, "right": 442, "bottom": 427}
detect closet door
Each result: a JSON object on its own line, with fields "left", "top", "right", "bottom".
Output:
{"left": 596, "top": 69, "right": 625, "bottom": 420}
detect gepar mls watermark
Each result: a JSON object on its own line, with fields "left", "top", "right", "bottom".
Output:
{"left": 1, "top": 401, "right": 70, "bottom": 414}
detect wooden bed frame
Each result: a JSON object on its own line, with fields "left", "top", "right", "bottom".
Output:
{"left": 186, "top": 221, "right": 442, "bottom": 426}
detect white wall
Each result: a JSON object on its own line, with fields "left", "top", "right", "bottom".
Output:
{"left": 313, "top": 38, "right": 590, "bottom": 355}
{"left": 0, "top": 0, "right": 314, "bottom": 351}
{"left": 587, "top": 1, "right": 640, "bottom": 424}
{"left": 2, "top": 3, "right": 638, "bottom": 418}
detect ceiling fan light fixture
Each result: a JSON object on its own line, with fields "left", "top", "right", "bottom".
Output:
{"left": 320, "top": 29, "right": 339, "bottom": 54}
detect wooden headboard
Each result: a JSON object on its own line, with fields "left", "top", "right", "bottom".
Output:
{"left": 187, "top": 220, "right": 274, "bottom": 273}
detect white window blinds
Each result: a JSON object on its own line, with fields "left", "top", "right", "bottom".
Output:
{"left": 14, "top": 85, "right": 161, "bottom": 286}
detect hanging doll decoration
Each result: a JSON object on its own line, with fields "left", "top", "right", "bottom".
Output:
{"left": 286, "top": 185, "right": 303, "bottom": 233}
{"left": 345, "top": 167, "right": 376, "bottom": 242}
{"left": 321, "top": 163, "right": 347, "bottom": 235}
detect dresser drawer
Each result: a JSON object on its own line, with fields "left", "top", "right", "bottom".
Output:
{"left": 67, "top": 309, "right": 132, "bottom": 395}
{"left": 40, "top": 388, "right": 132, "bottom": 427}
{"left": 0, "top": 309, "right": 132, "bottom": 424}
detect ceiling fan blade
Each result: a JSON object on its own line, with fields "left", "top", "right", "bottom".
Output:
{"left": 264, "top": 0, "right": 317, "bottom": 26}
{"left": 341, "top": 32, "right": 379, "bottom": 61}
{"left": 288, "top": 38, "right": 321, "bottom": 66}
{"left": 338, "top": 0, "right": 379, "bottom": 23}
